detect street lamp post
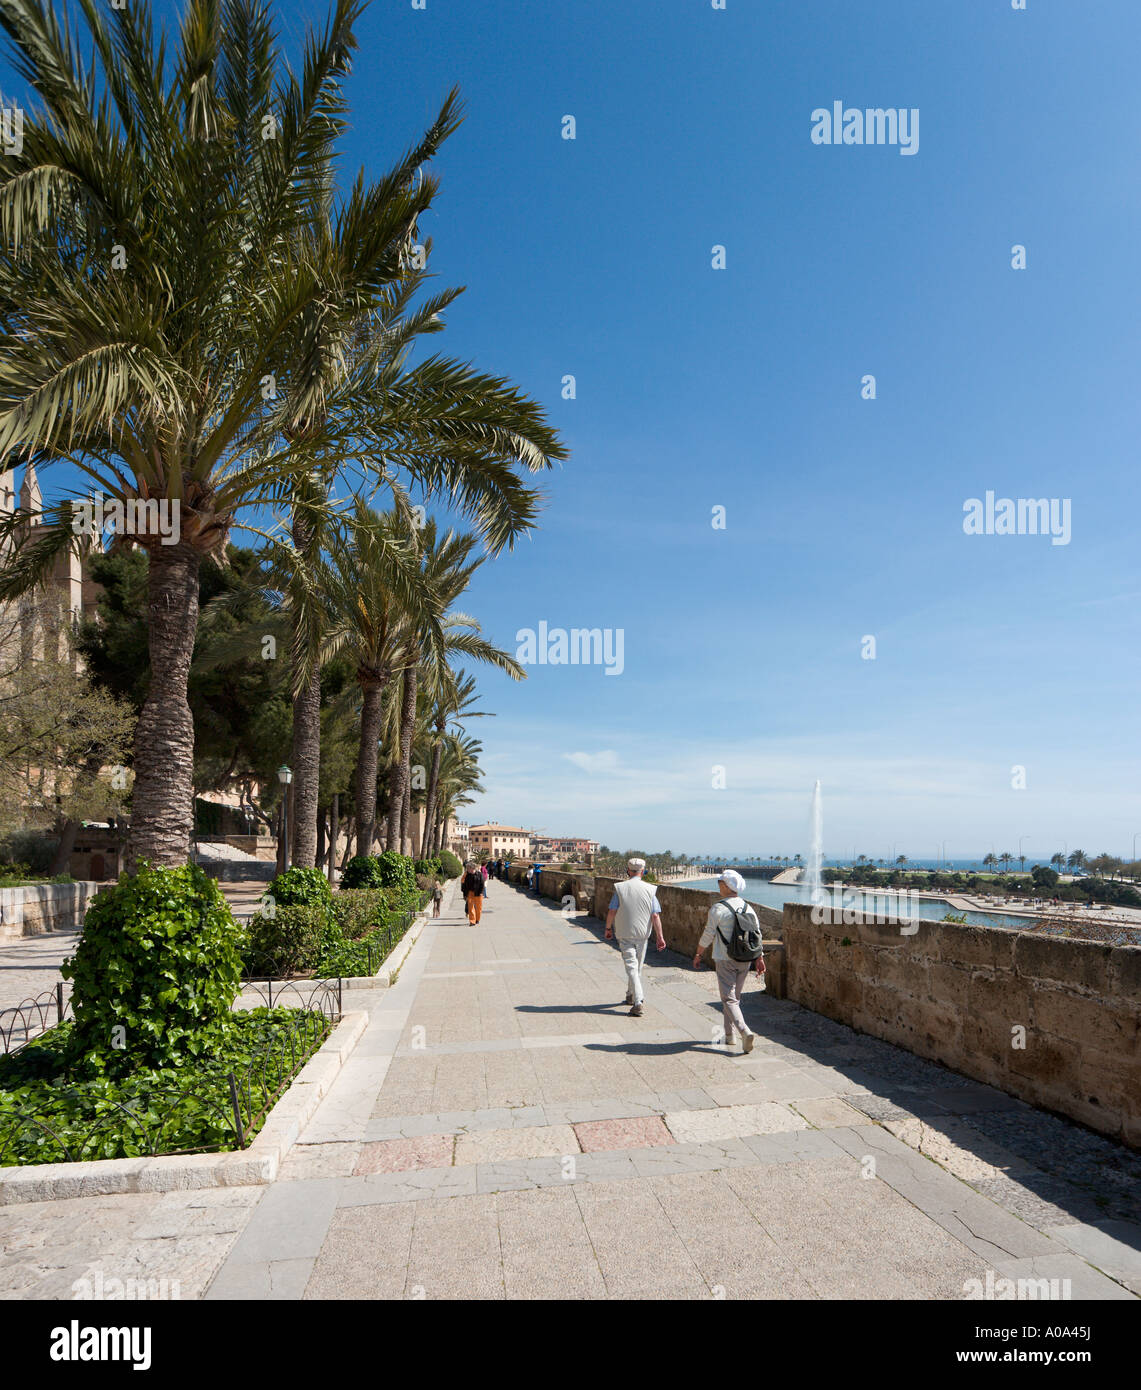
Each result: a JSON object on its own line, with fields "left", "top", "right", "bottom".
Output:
{"left": 277, "top": 765, "right": 293, "bottom": 873}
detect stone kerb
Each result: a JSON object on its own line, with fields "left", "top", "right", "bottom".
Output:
{"left": 781, "top": 902, "right": 1141, "bottom": 1148}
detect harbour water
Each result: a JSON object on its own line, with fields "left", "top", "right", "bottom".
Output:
{"left": 676, "top": 876, "right": 1031, "bottom": 930}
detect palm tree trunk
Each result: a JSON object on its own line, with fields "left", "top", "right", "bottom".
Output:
{"left": 355, "top": 679, "right": 386, "bottom": 855}
{"left": 127, "top": 543, "right": 201, "bottom": 869}
{"left": 290, "top": 662, "right": 321, "bottom": 867}
{"left": 402, "top": 776, "right": 412, "bottom": 857}
{"left": 419, "top": 729, "right": 443, "bottom": 859}
{"left": 288, "top": 506, "right": 321, "bottom": 867}
{"left": 388, "top": 667, "right": 418, "bottom": 855}
{"left": 327, "top": 793, "right": 339, "bottom": 884}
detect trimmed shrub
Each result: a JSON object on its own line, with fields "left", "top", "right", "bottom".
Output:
{"left": 414, "top": 857, "right": 442, "bottom": 878}
{"left": 244, "top": 903, "right": 327, "bottom": 976}
{"left": 332, "top": 889, "right": 388, "bottom": 941}
{"left": 61, "top": 862, "right": 243, "bottom": 1077}
{"left": 438, "top": 849, "right": 463, "bottom": 880}
{"left": 372, "top": 851, "right": 417, "bottom": 894}
{"left": 341, "top": 851, "right": 417, "bottom": 894}
{"left": 266, "top": 866, "right": 333, "bottom": 913}
{"left": 340, "top": 854, "right": 382, "bottom": 889}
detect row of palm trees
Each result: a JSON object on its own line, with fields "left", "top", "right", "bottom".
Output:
{"left": 252, "top": 503, "right": 518, "bottom": 863}
{"left": 0, "top": 0, "right": 566, "bottom": 868}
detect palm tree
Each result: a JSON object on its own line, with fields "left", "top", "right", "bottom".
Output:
{"left": 384, "top": 520, "right": 522, "bottom": 854}
{"left": 1067, "top": 849, "right": 1087, "bottom": 874}
{"left": 431, "top": 731, "right": 484, "bottom": 856}
{"left": 999, "top": 852, "right": 1013, "bottom": 873}
{"left": 0, "top": 0, "right": 565, "bottom": 868}
{"left": 1050, "top": 851, "right": 1066, "bottom": 874}
{"left": 320, "top": 503, "right": 441, "bottom": 856}
{"left": 983, "top": 852, "right": 997, "bottom": 874}
{"left": 418, "top": 671, "right": 483, "bottom": 859}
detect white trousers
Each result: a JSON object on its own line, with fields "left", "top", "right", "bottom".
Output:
{"left": 715, "top": 958, "right": 755, "bottom": 1041}
{"left": 618, "top": 937, "right": 649, "bottom": 1004}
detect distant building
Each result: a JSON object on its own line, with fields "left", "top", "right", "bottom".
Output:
{"left": 446, "top": 820, "right": 469, "bottom": 858}
{"left": 468, "top": 823, "right": 531, "bottom": 860}
{"left": 0, "top": 462, "right": 102, "bottom": 671}
{"left": 531, "top": 835, "right": 598, "bottom": 863}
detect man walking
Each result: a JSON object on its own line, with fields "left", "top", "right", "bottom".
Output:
{"left": 692, "top": 870, "right": 765, "bottom": 1052}
{"left": 462, "top": 860, "right": 486, "bottom": 925}
{"left": 605, "top": 858, "right": 665, "bottom": 1017}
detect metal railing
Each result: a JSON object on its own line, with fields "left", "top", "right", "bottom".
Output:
{"left": 0, "top": 983, "right": 73, "bottom": 1056}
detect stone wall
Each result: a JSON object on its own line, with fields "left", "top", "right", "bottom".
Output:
{"left": 781, "top": 902, "right": 1141, "bottom": 1148}
{"left": 507, "top": 863, "right": 786, "bottom": 997}
{"left": 0, "top": 881, "right": 100, "bottom": 940}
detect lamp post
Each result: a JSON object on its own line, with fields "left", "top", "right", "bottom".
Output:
{"left": 277, "top": 765, "right": 293, "bottom": 873}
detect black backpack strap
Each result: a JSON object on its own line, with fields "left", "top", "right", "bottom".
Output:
{"left": 714, "top": 899, "right": 741, "bottom": 948}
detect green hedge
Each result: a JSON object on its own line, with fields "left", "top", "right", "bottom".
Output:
{"left": 244, "top": 903, "right": 328, "bottom": 975}
{"left": 266, "top": 867, "right": 333, "bottom": 914}
{"left": 340, "top": 851, "right": 417, "bottom": 893}
{"left": 331, "top": 889, "right": 389, "bottom": 941}
{"left": 61, "top": 862, "right": 243, "bottom": 1078}
{"left": 438, "top": 849, "right": 463, "bottom": 880}
{"left": 0, "top": 1007, "right": 330, "bottom": 1165}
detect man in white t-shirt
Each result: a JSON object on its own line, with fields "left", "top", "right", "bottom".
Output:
{"left": 604, "top": 858, "right": 665, "bottom": 1017}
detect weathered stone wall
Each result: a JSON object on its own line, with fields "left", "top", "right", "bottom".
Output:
{"left": 782, "top": 902, "right": 1141, "bottom": 1148}
{"left": 0, "top": 881, "right": 100, "bottom": 940}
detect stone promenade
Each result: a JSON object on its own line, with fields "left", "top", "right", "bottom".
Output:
{"left": 1, "top": 879, "right": 1138, "bottom": 1300}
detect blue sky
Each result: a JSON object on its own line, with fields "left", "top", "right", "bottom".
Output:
{"left": 7, "top": 0, "right": 1141, "bottom": 862}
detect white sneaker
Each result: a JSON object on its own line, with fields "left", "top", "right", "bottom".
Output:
{"left": 742, "top": 1033, "right": 755, "bottom": 1054}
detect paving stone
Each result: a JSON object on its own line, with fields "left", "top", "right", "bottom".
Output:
{"left": 353, "top": 1133, "right": 455, "bottom": 1176}
{"left": 627, "top": 1138, "right": 757, "bottom": 1177}
{"left": 222, "top": 1180, "right": 339, "bottom": 1265}
{"left": 497, "top": 1188, "right": 607, "bottom": 1299}
{"left": 304, "top": 1203, "right": 415, "bottom": 1299}
{"left": 740, "top": 1128, "right": 853, "bottom": 1165}
{"left": 277, "top": 1141, "right": 362, "bottom": 1182}
{"left": 573, "top": 1116, "right": 675, "bottom": 1152}
{"left": 883, "top": 1116, "right": 1036, "bottom": 1183}
{"left": 206, "top": 1257, "right": 314, "bottom": 1300}
{"left": 992, "top": 1253, "right": 1136, "bottom": 1301}
{"left": 664, "top": 1103, "right": 808, "bottom": 1145}
{"left": 790, "top": 1096, "right": 869, "bottom": 1128}
{"left": 337, "top": 1165, "right": 479, "bottom": 1208}
{"left": 454, "top": 1124, "right": 579, "bottom": 1165}
{"left": 1042, "top": 1221, "right": 1141, "bottom": 1287}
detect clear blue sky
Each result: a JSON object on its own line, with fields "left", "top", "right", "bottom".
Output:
{"left": 8, "top": 1, "right": 1141, "bottom": 862}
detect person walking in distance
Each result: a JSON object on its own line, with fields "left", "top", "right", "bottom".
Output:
{"left": 605, "top": 858, "right": 665, "bottom": 1017}
{"left": 462, "top": 861, "right": 486, "bottom": 925}
{"left": 431, "top": 880, "right": 443, "bottom": 918}
{"left": 692, "top": 870, "right": 765, "bottom": 1052}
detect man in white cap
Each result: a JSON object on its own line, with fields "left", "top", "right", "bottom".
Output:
{"left": 604, "top": 858, "right": 665, "bottom": 1017}
{"left": 693, "top": 869, "right": 765, "bottom": 1052}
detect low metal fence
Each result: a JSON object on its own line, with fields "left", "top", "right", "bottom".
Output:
{"left": 0, "top": 983, "right": 73, "bottom": 1056}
